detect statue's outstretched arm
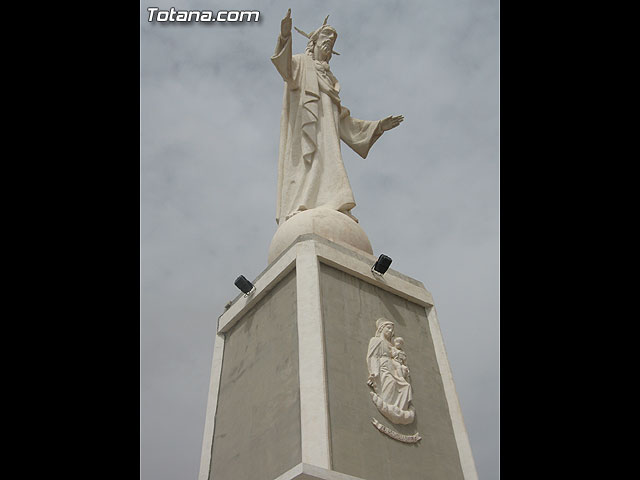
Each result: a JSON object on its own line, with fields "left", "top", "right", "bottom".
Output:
{"left": 339, "top": 111, "right": 404, "bottom": 159}
{"left": 271, "top": 9, "right": 293, "bottom": 83}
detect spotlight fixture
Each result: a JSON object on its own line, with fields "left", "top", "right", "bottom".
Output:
{"left": 234, "top": 275, "right": 255, "bottom": 296}
{"left": 371, "top": 254, "right": 392, "bottom": 275}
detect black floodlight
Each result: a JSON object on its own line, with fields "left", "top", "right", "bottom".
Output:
{"left": 234, "top": 275, "right": 255, "bottom": 296}
{"left": 371, "top": 254, "right": 392, "bottom": 275}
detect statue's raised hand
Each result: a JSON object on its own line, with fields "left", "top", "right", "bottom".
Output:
{"left": 380, "top": 115, "right": 404, "bottom": 132}
{"left": 281, "top": 8, "right": 292, "bottom": 38}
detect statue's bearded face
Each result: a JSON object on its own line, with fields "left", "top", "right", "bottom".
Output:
{"left": 315, "top": 27, "right": 337, "bottom": 59}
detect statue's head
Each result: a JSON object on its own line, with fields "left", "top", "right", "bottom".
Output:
{"left": 296, "top": 16, "right": 340, "bottom": 62}
{"left": 308, "top": 25, "right": 337, "bottom": 61}
{"left": 375, "top": 318, "right": 394, "bottom": 339}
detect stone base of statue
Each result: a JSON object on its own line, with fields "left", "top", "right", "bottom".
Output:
{"left": 199, "top": 234, "right": 478, "bottom": 480}
{"left": 268, "top": 207, "right": 373, "bottom": 264}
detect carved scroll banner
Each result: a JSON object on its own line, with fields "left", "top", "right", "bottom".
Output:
{"left": 371, "top": 418, "right": 422, "bottom": 443}
{"left": 366, "top": 318, "right": 421, "bottom": 443}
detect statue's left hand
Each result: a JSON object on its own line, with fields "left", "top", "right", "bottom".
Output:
{"left": 380, "top": 115, "right": 404, "bottom": 132}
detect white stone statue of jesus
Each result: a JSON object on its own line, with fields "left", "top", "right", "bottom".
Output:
{"left": 271, "top": 9, "right": 403, "bottom": 225}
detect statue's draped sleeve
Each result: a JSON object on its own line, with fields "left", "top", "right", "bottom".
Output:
{"left": 339, "top": 108, "right": 383, "bottom": 159}
{"left": 271, "top": 35, "right": 298, "bottom": 88}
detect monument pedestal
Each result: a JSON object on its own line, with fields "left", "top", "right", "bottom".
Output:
{"left": 199, "top": 234, "right": 477, "bottom": 480}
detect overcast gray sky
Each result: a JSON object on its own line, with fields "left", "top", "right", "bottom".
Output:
{"left": 140, "top": 1, "right": 498, "bottom": 479}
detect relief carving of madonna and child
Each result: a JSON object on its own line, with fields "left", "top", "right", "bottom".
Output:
{"left": 366, "top": 318, "right": 421, "bottom": 443}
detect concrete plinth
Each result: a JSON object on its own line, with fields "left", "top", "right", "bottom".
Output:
{"left": 199, "top": 235, "right": 478, "bottom": 480}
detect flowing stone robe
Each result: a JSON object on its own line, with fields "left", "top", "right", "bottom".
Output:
{"left": 271, "top": 35, "right": 383, "bottom": 225}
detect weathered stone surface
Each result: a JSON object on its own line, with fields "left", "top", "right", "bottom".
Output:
{"left": 210, "top": 270, "right": 301, "bottom": 480}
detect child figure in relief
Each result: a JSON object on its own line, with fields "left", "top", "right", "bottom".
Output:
{"left": 391, "top": 337, "right": 410, "bottom": 380}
